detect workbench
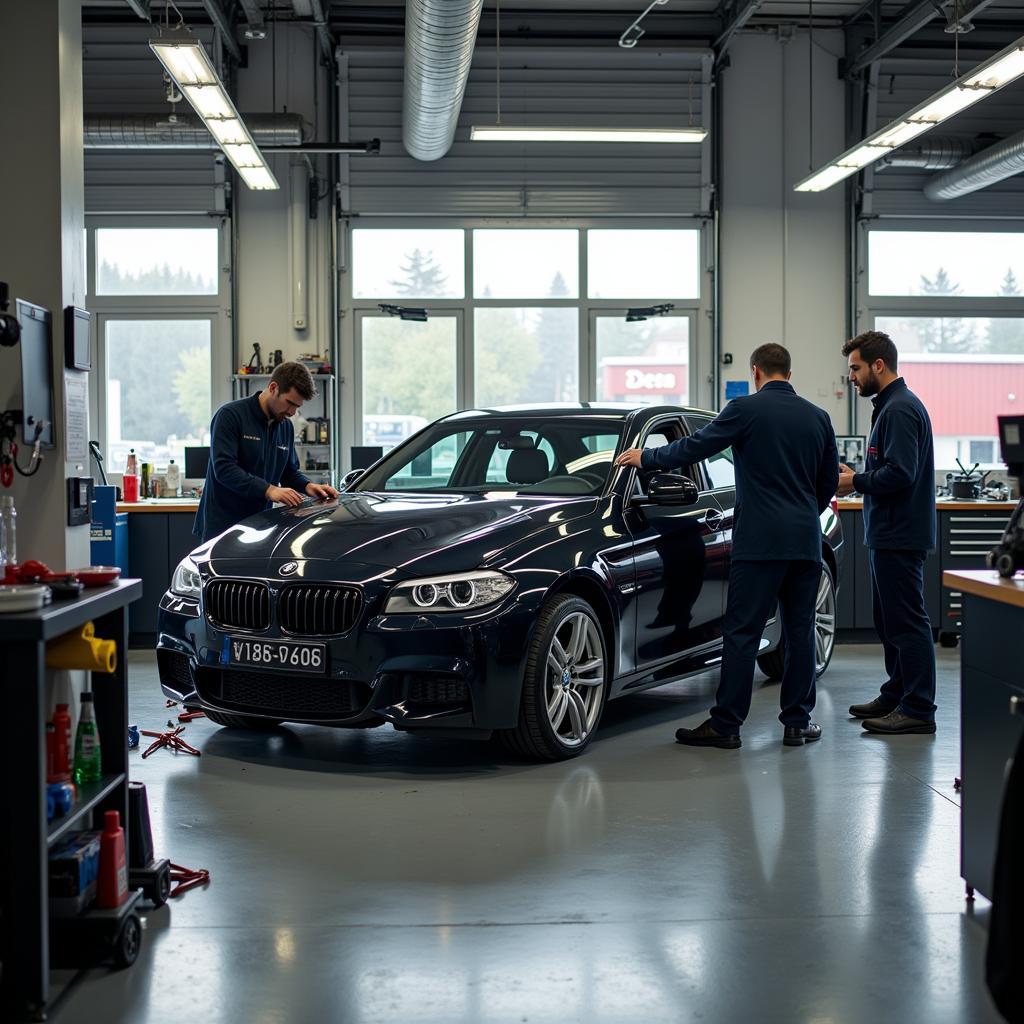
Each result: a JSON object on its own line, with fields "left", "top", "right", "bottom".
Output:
{"left": 944, "top": 569, "right": 1024, "bottom": 903}
{"left": 0, "top": 580, "right": 142, "bottom": 1021}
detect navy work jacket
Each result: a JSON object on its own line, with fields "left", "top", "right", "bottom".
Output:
{"left": 193, "top": 392, "right": 310, "bottom": 542}
{"left": 641, "top": 380, "right": 839, "bottom": 562}
{"left": 852, "top": 377, "right": 936, "bottom": 552}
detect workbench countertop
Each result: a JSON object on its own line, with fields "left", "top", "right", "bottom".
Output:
{"left": 837, "top": 499, "right": 1017, "bottom": 511}
{"left": 943, "top": 569, "right": 1024, "bottom": 610}
{"left": 116, "top": 500, "right": 199, "bottom": 513}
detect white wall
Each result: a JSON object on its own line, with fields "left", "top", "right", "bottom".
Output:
{"left": 234, "top": 24, "right": 333, "bottom": 367}
{"left": 719, "top": 30, "right": 850, "bottom": 429}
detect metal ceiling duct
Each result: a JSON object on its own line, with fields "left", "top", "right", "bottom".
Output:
{"left": 876, "top": 137, "right": 977, "bottom": 171}
{"left": 83, "top": 113, "right": 304, "bottom": 150}
{"left": 402, "top": 0, "right": 484, "bottom": 162}
{"left": 924, "top": 128, "right": 1024, "bottom": 201}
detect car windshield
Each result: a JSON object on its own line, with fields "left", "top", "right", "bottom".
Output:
{"left": 354, "top": 416, "right": 626, "bottom": 495}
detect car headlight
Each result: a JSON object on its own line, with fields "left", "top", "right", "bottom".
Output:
{"left": 170, "top": 556, "right": 202, "bottom": 598}
{"left": 385, "top": 570, "right": 515, "bottom": 614}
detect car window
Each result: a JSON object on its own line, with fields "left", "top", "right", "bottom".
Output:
{"left": 355, "top": 418, "right": 625, "bottom": 496}
{"left": 634, "top": 423, "right": 686, "bottom": 495}
{"left": 706, "top": 448, "right": 735, "bottom": 489}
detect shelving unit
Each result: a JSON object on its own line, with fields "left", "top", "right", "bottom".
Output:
{"left": 230, "top": 372, "right": 338, "bottom": 487}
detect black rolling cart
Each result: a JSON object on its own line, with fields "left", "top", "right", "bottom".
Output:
{"left": 0, "top": 579, "right": 164, "bottom": 1022}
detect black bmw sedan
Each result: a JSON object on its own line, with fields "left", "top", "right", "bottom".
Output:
{"left": 157, "top": 405, "right": 843, "bottom": 761}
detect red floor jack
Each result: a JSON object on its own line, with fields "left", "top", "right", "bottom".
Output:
{"left": 169, "top": 863, "right": 210, "bottom": 898}
{"left": 141, "top": 726, "right": 201, "bottom": 759}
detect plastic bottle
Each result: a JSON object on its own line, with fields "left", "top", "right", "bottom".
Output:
{"left": 164, "top": 459, "right": 181, "bottom": 497}
{"left": 1, "top": 495, "right": 16, "bottom": 566}
{"left": 53, "top": 702, "right": 72, "bottom": 782}
{"left": 96, "top": 810, "right": 129, "bottom": 908}
{"left": 73, "top": 691, "right": 102, "bottom": 785}
{"left": 125, "top": 449, "right": 138, "bottom": 476}
{"left": 122, "top": 449, "right": 140, "bottom": 502}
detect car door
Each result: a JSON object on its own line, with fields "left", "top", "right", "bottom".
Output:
{"left": 625, "top": 417, "right": 729, "bottom": 671}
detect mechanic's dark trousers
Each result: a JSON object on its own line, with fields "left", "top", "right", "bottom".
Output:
{"left": 710, "top": 559, "right": 821, "bottom": 736}
{"left": 869, "top": 547, "right": 937, "bottom": 722}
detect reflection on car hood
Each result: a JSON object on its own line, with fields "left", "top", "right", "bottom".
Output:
{"left": 199, "top": 491, "right": 598, "bottom": 576}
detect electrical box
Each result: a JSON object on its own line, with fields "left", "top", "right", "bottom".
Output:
{"left": 67, "top": 476, "right": 94, "bottom": 527}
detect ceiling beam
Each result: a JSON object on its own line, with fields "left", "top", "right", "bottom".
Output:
{"left": 237, "top": 0, "right": 267, "bottom": 38}
{"left": 304, "top": 0, "right": 335, "bottom": 65}
{"left": 842, "top": 0, "right": 1000, "bottom": 78}
{"left": 124, "top": 0, "right": 151, "bottom": 19}
{"left": 714, "top": 0, "right": 764, "bottom": 62}
{"left": 201, "top": 0, "right": 243, "bottom": 63}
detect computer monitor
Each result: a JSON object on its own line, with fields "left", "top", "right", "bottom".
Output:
{"left": 836, "top": 435, "right": 866, "bottom": 473}
{"left": 184, "top": 445, "right": 211, "bottom": 480}
{"left": 16, "top": 299, "right": 54, "bottom": 448}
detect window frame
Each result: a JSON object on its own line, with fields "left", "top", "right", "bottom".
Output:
{"left": 85, "top": 215, "right": 232, "bottom": 471}
{"left": 341, "top": 217, "right": 714, "bottom": 473}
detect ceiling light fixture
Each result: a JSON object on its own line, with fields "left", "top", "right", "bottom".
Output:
{"left": 471, "top": 0, "right": 706, "bottom": 144}
{"left": 150, "top": 31, "right": 280, "bottom": 190}
{"left": 795, "top": 35, "right": 1024, "bottom": 193}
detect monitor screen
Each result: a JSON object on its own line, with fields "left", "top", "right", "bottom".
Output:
{"left": 16, "top": 299, "right": 54, "bottom": 448}
{"left": 65, "top": 306, "right": 91, "bottom": 371}
{"left": 184, "top": 445, "right": 210, "bottom": 480}
{"left": 835, "top": 434, "right": 866, "bottom": 473}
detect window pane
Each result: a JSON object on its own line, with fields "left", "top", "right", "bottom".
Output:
{"left": 474, "top": 308, "right": 578, "bottom": 407}
{"left": 352, "top": 229, "right": 465, "bottom": 299}
{"left": 706, "top": 449, "right": 735, "bottom": 489}
{"left": 868, "top": 231, "right": 1024, "bottom": 297}
{"left": 473, "top": 229, "right": 579, "bottom": 298}
{"left": 874, "top": 315, "right": 1024, "bottom": 468}
{"left": 588, "top": 230, "right": 700, "bottom": 299}
{"left": 361, "top": 316, "right": 458, "bottom": 450}
{"left": 96, "top": 228, "right": 218, "bottom": 295}
{"left": 595, "top": 316, "right": 689, "bottom": 404}
{"left": 105, "top": 319, "right": 211, "bottom": 470}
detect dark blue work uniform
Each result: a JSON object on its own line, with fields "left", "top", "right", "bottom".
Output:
{"left": 193, "top": 392, "right": 310, "bottom": 543}
{"left": 643, "top": 381, "right": 839, "bottom": 734}
{"left": 852, "top": 377, "right": 936, "bottom": 722}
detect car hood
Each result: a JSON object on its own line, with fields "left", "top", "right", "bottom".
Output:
{"left": 196, "top": 491, "right": 599, "bottom": 578}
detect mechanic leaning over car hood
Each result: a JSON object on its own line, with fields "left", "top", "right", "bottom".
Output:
{"left": 616, "top": 342, "right": 839, "bottom": 750}
{"left": 193, "top": 361, "right": 338, "bottom": 543}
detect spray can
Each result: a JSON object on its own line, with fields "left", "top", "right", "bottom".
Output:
{"left": 73, "top": 691, "right": 102, "bottom": 785}
{"left": 53, "top": 702, "right": 72, "bottom": 781}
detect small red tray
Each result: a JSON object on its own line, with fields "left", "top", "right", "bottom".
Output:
{"left": 73, "top": 566, "right": 122, "bottom": 587}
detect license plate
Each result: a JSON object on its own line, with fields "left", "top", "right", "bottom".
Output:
{"left": 229, "top": 638, "right": 327, "bottom": 674}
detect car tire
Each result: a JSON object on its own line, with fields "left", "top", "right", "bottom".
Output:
{"left": 757, "top": 563, "right": 836, "bottom": 682}
{"left": 203, "top": 709, "right": 283, "bottom": 730}
{"left": 499, "top": 594, "right": 608, "bottom": 762}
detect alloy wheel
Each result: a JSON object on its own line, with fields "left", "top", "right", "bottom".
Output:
{"left": 545, "top": 611, "right": 605, "bottom": 748}
{"left": 815, "top": 569, "right": 836, "bottom": 675}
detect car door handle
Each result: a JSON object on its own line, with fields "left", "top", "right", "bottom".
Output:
{"left": 702, "top": 509, "right": 724, "bottom": 530}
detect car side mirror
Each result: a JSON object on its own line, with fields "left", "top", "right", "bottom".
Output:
{"left": 341, "top": 468, "right": 364, "bottom": 490}
{"left": 648, "top": 473, "right": 699, "bottom": 506}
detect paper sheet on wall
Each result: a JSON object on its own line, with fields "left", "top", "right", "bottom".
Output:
{"left": 64, "top": 374, "right": 89, "bottom": 462}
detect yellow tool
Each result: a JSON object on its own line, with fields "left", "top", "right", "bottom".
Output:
{"left": 46, "top": 621, "right": 116, "bottom": 673}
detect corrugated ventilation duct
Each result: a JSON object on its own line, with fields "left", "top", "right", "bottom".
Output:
{"left": 84, "top": 113, "right": 304, "bottom": 149}
{"left": 402, "top": 0, "right": 484, "bottom": 162}
{"left": 877, "top": 137, "right": 977, "bottom": 170}
{"left": 924, "top": 128, "right": 1024, "bottom": 200}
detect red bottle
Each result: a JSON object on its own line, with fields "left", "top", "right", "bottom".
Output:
{"left": 52, "top": 703, "right": 72, "bottom": 782}
{"left": 96, "top": 810, "right": 129, "bottom": 908}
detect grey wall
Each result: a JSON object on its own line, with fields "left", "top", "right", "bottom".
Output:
{"left": 719, "top": 30, "right": 850, "bottom": 429}
{"left": 234, "top": 24, "right": 333, "bottom": 367}
{"left": 0, "top": 0, "right": 90, "bottom": 571}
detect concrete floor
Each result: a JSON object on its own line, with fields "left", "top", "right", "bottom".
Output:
{"left": 49, "top": 644, "right": 1001, "bottom": 1024}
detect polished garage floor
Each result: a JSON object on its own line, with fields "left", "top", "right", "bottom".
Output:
{"left": 50, "top": 645, "right": 1001, "bottom": 1024}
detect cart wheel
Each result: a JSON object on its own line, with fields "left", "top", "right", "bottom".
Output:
{"left": 151, "top": 863, "right": 171, "bottom": 907}
{"left": 113, "top": 913, "right": 142, "bottom": 968}
{"left": 939, "top": 632, "right": 960, "bottom": 649}
{"left": 996, "top": 552, "right": 1016, "bottom": 578}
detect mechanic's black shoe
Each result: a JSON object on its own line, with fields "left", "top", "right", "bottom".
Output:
{"left": 861, "top": 710, "right": 936, "bottom": 735}
{"left": 783, "top": 722, "right": 822, "bottom": 746}
{"left": 848, "top": 696, "right": 898, "bottom": 719}
{"left": 675, "top": 719, "right": 741, "bottom": 749}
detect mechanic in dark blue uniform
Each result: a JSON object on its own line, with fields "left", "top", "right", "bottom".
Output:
{"left": 616, "top": 343, "right": 839, "bottom": 749}
{"left": 194, "top": 361, "right": 338, "bottom": 543}
{"left": 837, "top": 330, "right": 937, "bottom": 735}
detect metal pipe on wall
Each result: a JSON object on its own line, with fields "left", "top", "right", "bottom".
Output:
{"left": 84, "top": 113, "right": 304, "bottom": 149}
{"left": 924, "top": 129, "right": 1024, "bottom": 201}
{"left": 290, "top": 158, "right": 309, "bottom": 331}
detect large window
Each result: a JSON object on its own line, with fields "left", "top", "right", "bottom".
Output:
{"left": 96, "top": 228, "right": 219, "bottom": 296}
{"left": 352, "top": 225, "right": 703, "bottom": 451}
{"left": 865, "top": 228, "right": 1024, "bottom": 468}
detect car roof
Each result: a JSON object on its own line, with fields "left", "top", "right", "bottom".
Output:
{"left": 440, "top": 402, "right": 718, "bottom": 422}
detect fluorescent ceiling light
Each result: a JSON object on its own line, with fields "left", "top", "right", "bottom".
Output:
{"left": 150, "top": 33, "right": 279, "bottom": 190}
{"left": 470, "top": 125, "right": 708, "bottom": 143}
{"left": 795, "top": 36, "right": 1024, "bottom": 193}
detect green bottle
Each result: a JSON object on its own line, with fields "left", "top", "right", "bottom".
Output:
{"left": 73, "top": 691, "right": 102, "bottom": 785}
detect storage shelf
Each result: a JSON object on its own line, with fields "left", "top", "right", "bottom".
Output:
{"left": 47, "top": 773, "right": 126, "bottom": 847}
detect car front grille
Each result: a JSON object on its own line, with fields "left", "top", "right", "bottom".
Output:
{"left": 408, "top": 676, "right": 470, "bottom": 705}
{"left": 205, "top": 580, "right": 271, "bottom": 631}
{"left": 195, "top": 667, "right": 370, "bottom": 719}
{"left": 279, "top": 584, "right": 362, "bottom": 636}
